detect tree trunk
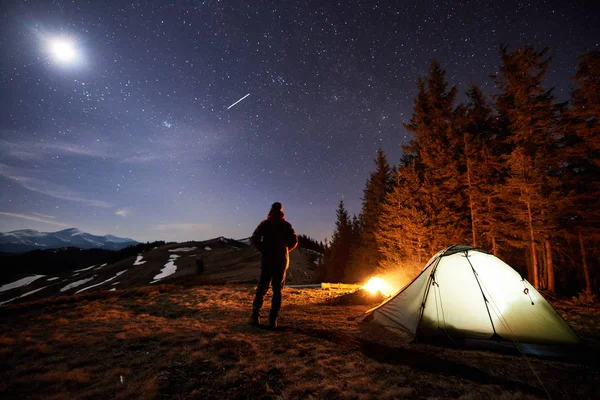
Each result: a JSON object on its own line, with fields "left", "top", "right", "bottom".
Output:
{"left": 546, "top": 240, "right": 556, "bottom": 294}
{"left": 486, "top": 196, "right": 498, "bottom": 255}
{"left": 526, "top": 201, "right": 539, "bottom": 288}
{"left": 545, "top": 240, "right": 555, "bottom": 294}
{"left": 464, "top": 133, "right": 477, "bottom": 247}
{"left": 578, "top": 227, "right": 592, "bottom": 294}
{"left": 468, "top": 195, "right": 477, "bottom": 246}
{"left": 541, "top": 248, "right": 548, "bottom": 290}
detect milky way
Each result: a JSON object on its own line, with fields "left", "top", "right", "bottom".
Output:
{"left": 0, "top": 0, "right": 598, "bottom": 242}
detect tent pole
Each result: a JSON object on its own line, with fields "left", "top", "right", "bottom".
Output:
{"left": 464, "top": 251, "right": 501, "bottom": 340}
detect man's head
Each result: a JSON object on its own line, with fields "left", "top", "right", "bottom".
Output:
{"left": 270, "top": 202, "right": 283, "bottom": 213}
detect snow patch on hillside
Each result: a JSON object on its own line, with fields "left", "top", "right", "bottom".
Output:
{"left": 133, "top": 255, "right": 146, "bottom": 265}
{"left": 151, "top": 255, "right": 179, "bottom": 283}
{"left": 47, "top": 277, "right": 59, "bottom": 281}
{"left": 94, "top": 263, "right": 108, "bottom": 271}
{"left": 204, "top": 246, "right": 212, "bottom": 251}
{"left": 75, "top": 270, "right": 127, "bottom": 294}
{"left": 60, "top": 277, "right": 95, "bottom": 292}
{"left": 168, "top": 247, "right": 197, "bottom": 252}
{"left": 0, "top": 275, "right": 46, "bottom": 294}
{"left": 72, "top": 265, "right": 96, "bottom": 273}
{"left": 0, "top": 286, "right": 49, "bottom": 306}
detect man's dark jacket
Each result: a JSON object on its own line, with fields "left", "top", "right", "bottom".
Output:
{"left": 251, "top": 211, "right": 298, "bottom": 270}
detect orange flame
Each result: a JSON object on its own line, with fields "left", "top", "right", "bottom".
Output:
{"left": 362, "top": 277, "right": 391, "bottom": 296}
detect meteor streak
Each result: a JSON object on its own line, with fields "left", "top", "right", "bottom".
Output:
{"left": 227, "top": 93, "right": 250, "bottom": 110}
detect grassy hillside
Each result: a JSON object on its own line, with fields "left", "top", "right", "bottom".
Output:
{"left": 1, "top": 284, "right": 599, "bottom": 399}
{"left": 0, "top": 241, "right": 167, "bottom": 282}
{"left": 0, "top": 239, "right": 319, "bottom": 306}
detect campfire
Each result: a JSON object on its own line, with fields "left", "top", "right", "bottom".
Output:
{"left": 362, "top": 277, "right": 392, "bottom": 297}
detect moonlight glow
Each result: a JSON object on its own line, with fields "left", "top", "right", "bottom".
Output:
{"left": 48, "top": 37, "right": 78, "bottom": 64}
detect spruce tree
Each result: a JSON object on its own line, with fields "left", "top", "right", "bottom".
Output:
{"left": 321, "top": 200, "right": 353, "bottom": 282}
{"left": 455, "top": 85, "right": 496, "bottom": 248}
{"left": 493, "top": 45, "right": 560, "bottom": 289}
{"left": 563, "top": 50, "right": 600, "bottom": 294}
{"left": 403, "top": 60, "right": 469, "bottom": 250}
{"left": 376, "top": 156, "right": 430, "bottom": 270}
{"left": 348, "top": 149, "right": 392, "bottom": 281}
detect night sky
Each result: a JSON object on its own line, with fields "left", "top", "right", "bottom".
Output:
{"left": 0, "top": 0, "right": 598, "bottom": 242}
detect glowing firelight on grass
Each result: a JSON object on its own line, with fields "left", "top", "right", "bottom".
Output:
{"left": 362, "top": 277, "right": 391, "bottom": 297}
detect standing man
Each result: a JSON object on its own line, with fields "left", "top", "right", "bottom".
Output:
{"left": 250, "top": 202, "right": 298, "bottom": 329}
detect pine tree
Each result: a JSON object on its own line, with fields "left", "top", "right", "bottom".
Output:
{"left": 455, "top": 85, "right": 499, "bottom": 249}
{"left": 493, "top": 45, "right": 560, "bottom": 289}
{"left": 562, "top": 50, "right": 600, "bottom": 294}
{"left": 348, "top": 149, "right": 392, "bottom": 281}
{"left": 376, "top": 156, "right": 430, "bottom": 270}
{"left": 351, "top": 214, "right": 362, "bottom": 248}
{"left": 297, "top": 234, "right": 326, "bottom": 253}
{"left": 321, "top": 200, "right": 353, "bottom": 282}
{"left": 402, "top": 60, "right": 469, "bottom": 250}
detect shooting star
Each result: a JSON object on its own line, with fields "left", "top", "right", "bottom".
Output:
{"left": 227, "top": 93, "right": 250, "bottom": 110}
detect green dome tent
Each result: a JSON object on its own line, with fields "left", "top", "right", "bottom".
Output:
{"left": 364, "top": 245, "right": 580, "bottom": 356}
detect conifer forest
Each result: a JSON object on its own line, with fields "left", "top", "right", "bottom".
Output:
{"left": 321, "top": 47, "right": 599, "bottom": 298}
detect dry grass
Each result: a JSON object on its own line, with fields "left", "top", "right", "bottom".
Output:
{"left": 0, "top": 284, "right": 599, "bottom": 399}
{"left": 39, "top": 368, "right": 91, "bottom": 383}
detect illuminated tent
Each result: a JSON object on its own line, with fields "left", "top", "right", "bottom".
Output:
{"left": 364, "top": 245, "right": 579, "bottom": 355}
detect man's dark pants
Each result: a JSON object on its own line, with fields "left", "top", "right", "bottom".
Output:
{"left": 252, "top": 264, "right": 287, "bottom": 321}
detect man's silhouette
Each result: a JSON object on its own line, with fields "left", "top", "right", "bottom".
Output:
{"left": 250, "top": 202, "right": 298, "bottom": 329}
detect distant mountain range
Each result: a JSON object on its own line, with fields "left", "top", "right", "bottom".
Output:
{"left": 0, "top": 228, "right": 139, "bottom": 253}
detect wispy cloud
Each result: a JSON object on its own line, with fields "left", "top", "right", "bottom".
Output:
{"left": 0, "top": 122, "right": 230, "bottom": 166}
{"left": 154, "top": 223, "right": 211, "bottom": 232}
{"left": 31, "top": 212, "right": 57, "bottom": 219}
{"left": 115, "top": 208, "right": 131, "bottom": 217}
{"left": 47, "top": 142, "right": 112, "bottom": 158}
{"left": 0, "top": 212, "right": 70, "bottom": 227}
{"left": 0, "top": 138, "right": 112, "bottom": 160}
{"left": 0, "top": 163, "right": 112, "bottom": 208}
{"left": 0, "top": 139, "right": 43, "bottom": 159}
{"left": 0, "top": 137, "right": 169, "bottom": 165}
{"left": 122, "top": 153, "right": 166, "bottom": 164}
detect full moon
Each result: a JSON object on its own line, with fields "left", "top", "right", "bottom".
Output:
{"left": 48, "top": 37, "right": 78, "bottom": 64}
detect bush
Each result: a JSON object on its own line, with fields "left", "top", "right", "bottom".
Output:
{"left": 571, "top": 291, "right": 599, "bottom": 307}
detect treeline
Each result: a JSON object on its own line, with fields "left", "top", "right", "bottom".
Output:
{"left": 320, "top": 46, "right": 599, "bottom": 297}
{"left": 297, "top": 234, "right": 325, "bottom": 253}
{"left": 0, "top": 241, "right": 167, "bottom": 280}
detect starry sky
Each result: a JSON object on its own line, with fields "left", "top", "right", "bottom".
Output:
{"left": 0, "top": 0, "right": 598, "bottom": 243}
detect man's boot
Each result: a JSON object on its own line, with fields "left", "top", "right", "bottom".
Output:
{"left": 269, "top": 312, "right": 278, "bottom": 330}
{"left": 250, "top": 309, "right": 260, "bottom": 326}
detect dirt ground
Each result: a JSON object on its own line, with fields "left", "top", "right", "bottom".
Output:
{"left": 0, "top": 284, "right": 599, "bottom": 399}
